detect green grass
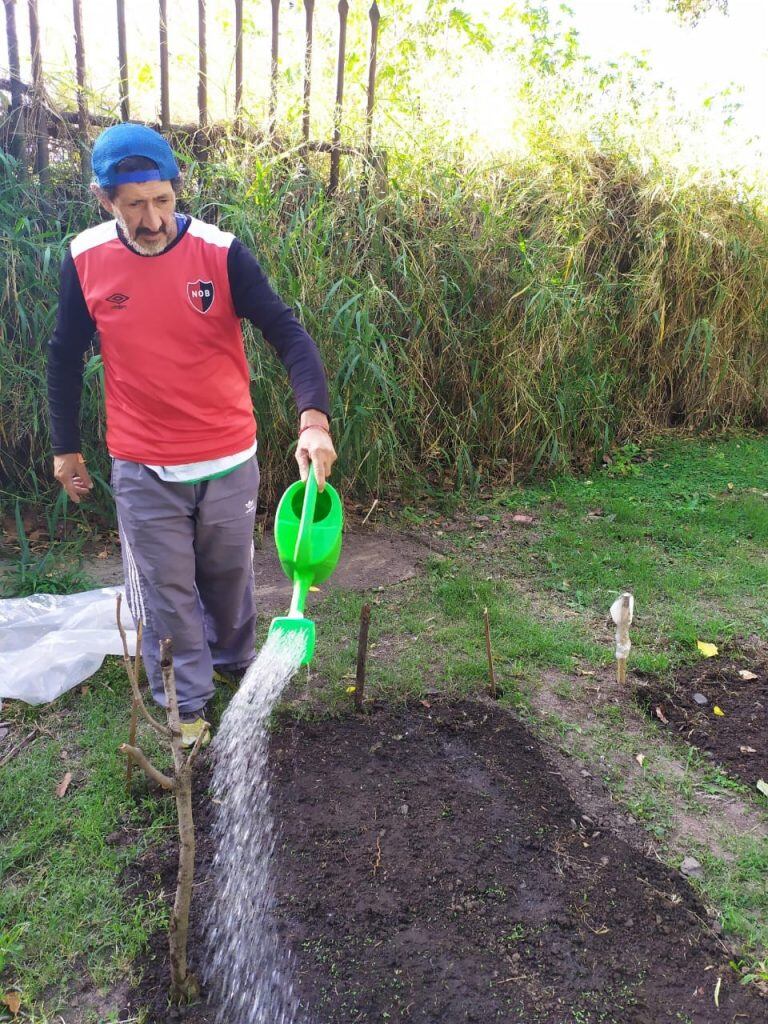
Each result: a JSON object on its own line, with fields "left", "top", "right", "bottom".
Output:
{"left": 458, "top": 434, "right": 768, "bottom": 669}
{"left": 0, "top": 661, "right": 173, "bottom": 1017}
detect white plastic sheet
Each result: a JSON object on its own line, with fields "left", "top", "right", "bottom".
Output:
{"left": 0, "top": 586, "right": 136, "bottom": 705}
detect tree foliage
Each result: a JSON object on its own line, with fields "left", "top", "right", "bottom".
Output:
{"left": 637, "top": 0, "right": 728, "bottom": 25}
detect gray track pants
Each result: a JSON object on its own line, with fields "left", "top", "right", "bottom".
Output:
{"left": 112, "top": 456, "right": 260, "bottom": 714}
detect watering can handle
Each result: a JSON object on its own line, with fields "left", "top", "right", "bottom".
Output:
{"left": 294, "top": 462, "right": 319, "bottom": 568}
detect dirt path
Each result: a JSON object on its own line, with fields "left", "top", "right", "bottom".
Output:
{"left": 40, "top": 527, "right": 431, "bottom": 618}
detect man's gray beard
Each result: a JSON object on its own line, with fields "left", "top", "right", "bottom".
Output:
{"left": 114, "top": 212, "right": 169, "bottom": 256}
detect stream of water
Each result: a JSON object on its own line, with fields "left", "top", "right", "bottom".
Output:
{"left": 202, "top": 631, "right": 307, "bottom": 1024}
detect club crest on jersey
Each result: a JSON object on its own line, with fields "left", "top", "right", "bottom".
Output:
{"left": 187, "top": 280, "right": 215, "bottom": 314}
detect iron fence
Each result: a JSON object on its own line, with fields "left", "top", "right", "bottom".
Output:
{"left": 1, "top": 0, "right": 384, "bottom": 189}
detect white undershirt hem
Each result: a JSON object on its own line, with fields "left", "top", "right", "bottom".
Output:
{"left": 144, "top": 440, "right": 258, "bottom": 483}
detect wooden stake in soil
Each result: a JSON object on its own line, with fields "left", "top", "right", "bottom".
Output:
{"left": 484, "top": 607, "right": 499, "bottom": 698}
{"left": 609, "top": 592, "right": 634, "bottom": 685}
{"left": 354, "top": 602, "right": 371, "bottom": 712}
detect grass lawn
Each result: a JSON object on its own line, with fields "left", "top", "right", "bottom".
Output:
{"left": 1, "top": 433, "right": 767, "bottom": 1021}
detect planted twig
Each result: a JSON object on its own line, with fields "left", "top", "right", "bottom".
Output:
{"left": 354, "top": 602, "right": 371, "bottom": 712}
{"left": 116, "top": 595, "right": 170, "bottom": 741}
{"left": 115, "top": 598, "right": 205, "bottom": 1004}
{"left": 361, "top": 497, "right": 379, "bottom": 526}
{"left": 125, "top": 620, "right": 143, "bottom": 793}
{"left": 161, "top": 637, "right": 205, "bottom": 1003}
{"left": 484, "top": 607, "right": 499, "bottom": 698}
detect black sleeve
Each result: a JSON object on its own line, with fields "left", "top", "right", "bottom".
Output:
{"left": 227, "top": 239, "right": 330, "bottom": 417}
{"left": 47, "top": 250, "right": 97, "bottom": 454}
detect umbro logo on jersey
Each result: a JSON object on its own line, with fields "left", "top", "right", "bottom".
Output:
{"left": 106, "top": 292, "right": 129, "bottom": 309}
{"left": 187, "top": 280, "right": 215, "bottom": 314}
{"left": 244, "top": 499, "right": 255, "bottom": 513}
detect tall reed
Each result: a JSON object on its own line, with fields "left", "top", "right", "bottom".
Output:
{"left": 1, "top": 138, "right": 767, "bottom": 521}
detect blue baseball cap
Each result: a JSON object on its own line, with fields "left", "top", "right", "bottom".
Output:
{"left": 91, "top": 122, "right": 180, "bottom": 187}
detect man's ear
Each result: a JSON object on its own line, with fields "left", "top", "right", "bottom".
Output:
{"left": 90, "top": 182, "right": 115, "bottom": 216}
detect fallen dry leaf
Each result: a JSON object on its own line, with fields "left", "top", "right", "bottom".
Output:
{"left": 738, "top": 670, "right": 758, "bottom": 681}
{"left": 713, "top": 705, "right": 725, "bottom": 717}
{"left": 511, "top": 513, "right": 535, "bottom": 525}
{"left": 80, "top": 685, "right": 90, "bottom": 695}
{"left": 635, "top": 753, "right": 645, "bottom": 767}
{"left": 757, "top": 780, "right": 768, "bottom": 798}
{"left": 419, "top": 700, "right": 431, "bottom": 708}
{"left": 2, "top": 992, "right": 21, "bottom": 1015}
{"left": 96, "top": 549, "right": 109, "bottom": 559}
{"left": 577, "top": 669, "right": 596, "bottom": 677}
{"left": 740, "top": 746, "right": 757, "bottom": 755}
{"left": 697, "top": 641, "right": 719, "bottom": 658}
{"left": 56, "top": 771, "right": 73, "bottom": 798}
{"left": 655, "top": 706, "right": 669, "bottom": 725}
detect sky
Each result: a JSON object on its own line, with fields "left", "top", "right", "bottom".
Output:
{"left": 566, "top": 0, "right": 767, "bottom": 161}
{"left": 3, "top": 0, "right": 766, "bottom": 172}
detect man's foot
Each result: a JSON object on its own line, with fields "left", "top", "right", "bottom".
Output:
{"left": 178, "top": 711, "right": 211, "bottom": 748}
{"left": 213, "top": 663, "right": 251, "bottom": 687}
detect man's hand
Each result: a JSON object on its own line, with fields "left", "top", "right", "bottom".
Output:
{"left": 53, "top": 453, "right": 94, "bottom": 504}
{"left": 296, "top": 410, "right": 337, "bottom": 490}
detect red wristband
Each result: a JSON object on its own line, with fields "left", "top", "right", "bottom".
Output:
{"left": 298, "top": 423, "right": 331, "bottom": 436}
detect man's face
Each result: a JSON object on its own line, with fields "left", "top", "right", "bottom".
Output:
{"left": 98, "top": 180, "right": 178, "bottom": 255}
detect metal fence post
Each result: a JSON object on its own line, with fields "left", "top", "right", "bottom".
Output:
{"left": 116, "top": 0, "right": 129, "bottom": 121}
{"left": 27, "top": 0, "right": 49, "bottom": 183}
{"left": 2, "top": 0, "right": 27, "bottom": 177}
{"left": 329, "top": 0, "right": 349, "bottom": 191}
{"left": 159, "top": 0, "right": 170, "bottom": 130}
{"left": 72, "top": 0, "right": 90, "bottom": 182}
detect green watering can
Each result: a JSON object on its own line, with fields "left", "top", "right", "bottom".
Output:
{"left": 267, "top": 463, "right": 343, "bottom": 665}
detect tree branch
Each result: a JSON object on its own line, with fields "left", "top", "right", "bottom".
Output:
{"left": 118, "top": 743, "right": 175, "bottom": 791}
{"left": 116, "top": 594, "right": 171, "bottom": 739}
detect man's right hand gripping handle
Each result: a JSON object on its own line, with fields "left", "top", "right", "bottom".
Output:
{"left": 53, "top": 453, "right": 94, "bottom": 504}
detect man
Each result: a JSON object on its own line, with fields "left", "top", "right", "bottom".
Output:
{"left": 47, "top": 122, "right": 336, "bottom": 745}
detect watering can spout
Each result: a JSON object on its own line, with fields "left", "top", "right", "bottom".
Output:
{"left": 267, "top": 464, "right": 343, "bottom": 665}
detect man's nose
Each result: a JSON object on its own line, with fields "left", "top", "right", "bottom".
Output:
{"left": 143, "top": 208, "right": 163, "bottom": 232}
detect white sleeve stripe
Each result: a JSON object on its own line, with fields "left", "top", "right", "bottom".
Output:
{"left": 187, "top": 217, "right": 235, "bottom": 249}
{"left": 70, "top": 220, "right": 119, "bottom": 259}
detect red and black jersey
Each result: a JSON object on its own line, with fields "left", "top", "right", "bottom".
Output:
{"left": 47, "top": 214, "right": 330, "bottom": 463}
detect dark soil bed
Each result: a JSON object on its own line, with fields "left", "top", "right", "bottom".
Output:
{"left": 636, "top": 658, "right": 768, "bottom": 788}
{"left": 124, "top": 700, "right": 766, "bottom": 1024}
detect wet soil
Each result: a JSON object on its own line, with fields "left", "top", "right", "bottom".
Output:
{"left": 124, "top": 700, "right": 765, "bottom": 1024}
{"left": 636, "top": 658, "right": 768, "bottom": 788}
